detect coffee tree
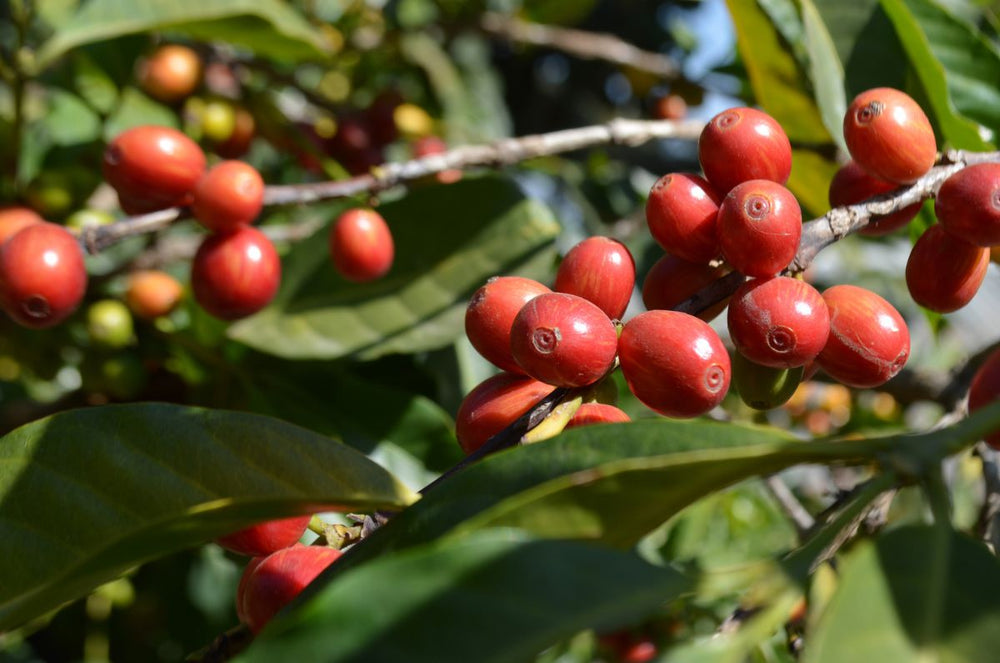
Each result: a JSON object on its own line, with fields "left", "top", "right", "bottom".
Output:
{"left": 2, "top": 1, "right": 1000, "bottom": 662}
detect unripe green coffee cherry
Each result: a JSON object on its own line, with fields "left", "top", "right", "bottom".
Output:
{"left": 87, "top": 299, "right": 134, "bottom": 349}
{"left": 732, "top": 351, "right": 803, "bottom": 410}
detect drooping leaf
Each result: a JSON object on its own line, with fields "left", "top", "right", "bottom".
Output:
{"left": 228, "top": 177, "right": 560, "bottom": 360}
{"left": 103, "top": 87, "right": 178, "bottom": 140}
{"left": 800, "top": 0, "right": 847, "bottom": 152}
{"left": 727, "top": 0, "right": 831, "bottom": 144}
{"left": 238, "top": 530, "right": 690, "bottom": 663}
{"left": 36, "top": 0, "right": 330, "bottom": 70}
{"left": 0, "top": 403, "right": 417, "bottom": 630}
{"left": 814, "top": 0, "right": 909, "bottom": 96}
{"left": 805, "top": 525, "right": 1000, "bottom": 662}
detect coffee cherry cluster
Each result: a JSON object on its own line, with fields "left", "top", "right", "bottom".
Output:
{"left": 454, "top": 88, "right": 942, "bottom": 443}
{"left": 216, "top": 516, "right": 342, "bottom": 633}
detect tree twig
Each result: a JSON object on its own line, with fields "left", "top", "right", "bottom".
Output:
{"left": 765, "top": 475, "right": 814, "bottom": 539}
{"left": 79, "top": 117, "right": 705, "bottom": 253}
{"left": 480, "top": 12, "right": 680, "bottom": 80}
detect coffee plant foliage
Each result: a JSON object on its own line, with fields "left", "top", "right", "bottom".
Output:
{"left": 2, "top": 1, "right": 1000, "bottom": 662}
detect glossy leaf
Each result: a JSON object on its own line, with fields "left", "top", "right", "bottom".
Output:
{"left": 229, "top": 177, "right": 560, "bottom": 360}
{"left": 36, "top": 0, "right": 330, "bottom": 69}
{"left": 332, "top": 419, "right": 877, "bottom": 578}
{"left": 897, "top": 0, "right": 1000, "bottom": 133}
{"left": 239, "top": 530, "right": 689, "bottom": 663}
{"left": 0, "top": 403, "right": 417, "bottom": 630}
{"left": 805, "top": 525, "right": 1000, "bottom": 662}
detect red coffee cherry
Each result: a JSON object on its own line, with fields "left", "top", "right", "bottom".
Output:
{"left": 138, "top": 44, "right": 202, "bottom": 104}
{"left": 935, "top": 163, "right": 1000, "bottom": 247}
{"left": 843, "top": 87, "right": 936, "bottom": 184}
{"left": 698, "top": 107, "right": 792, "bottom": 195}
{"left": 645, "top": 173, "right": 721, "bottom": 263}
{"left": 329, "top": 208, "right": 394, "bottom": 282}
{"left": 466, "top": 276, "right": 551, "bottom": 373}
{"left": 510, "top": 292, "right": 618, "bottom": 388}
{"left": 125, "top": 270, "right": 184, "bottom": 320}
{"left": 235, "top": 556, "right": 264, "bottom": 625}
{"left": 653, "top": 93, "right": 687, "bottom": 120}
{"left": 237, "top": 544, "right": 341, "bottom": 633}
{"left": 968, "top": 348, "right": 1000, "bottom": 449}
{"left": 817, "top": 284, "right": 910, "bottom": 388}
{"left": 717, "top": 180, "right": 802, "bottom": 278}
{"left": 554, "top": 236, "right": 635, "bottom": 319}
{"left": 0, "top": 207, "right": 43, "bottom": 246}
{"left": 103, "top": 125, "right": 206, "bottom": 214}
{"left": 192, "top": 226, "right": 280, "bottom": 320}
{"left": 828, "top": 160, "right": 921, "bottom": 236}
{"left": 727, "top": 277, "right": 829, "bottom": 369}
{"left": 216, "top": 516, "right": 312, "bottom": 557}
{"left": 641, "top": 252, "right": 730, "bottom": 321}
{"left": 905, "top": 224, "right": 988, "bottom": 313}
{"left": 618, "top": 310, "right": 731, "bottom": 417}
{"left": 455, "top": 372, "right": 556, "bottom": 454}
{"left": 191, "top": 161, "right": 265, "bottom": 233}
{"left": 565, "top": 402, "right": 631, "bottom": 429}
{"left": 0, "top": 223, "right": 87, "bottom": 328}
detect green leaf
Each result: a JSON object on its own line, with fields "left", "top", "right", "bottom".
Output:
{"left": 879, "top": 0, "right": 991, "bottom": 150}
{"left": 805, "top": 525, "right": 1000, "bottom": 662}
{"left": 36, "top": 0, "right": 330, "bottom": 70}
{"left": 71, "top": 52, "right": 119, "bottom": 115}
{"left": 239, "top": 530, "right": 690, "bottom": 663}
{"left": 40, "top": 89, "right": 102, "bottom": 146}
{"left": 335, "top": 419, "right": 879, "bottom": 577}
{"left": 800, "top": 0, "right": 848, "bottom": 152}
{"left": 814, "top": 0, "right": 909, "bottom": 96}
{"left": 228, "top": 177, "right": 560, "bottom": 360}
{"left": 241, "top": 360, "right": 462, "bottom": 487}
{"left": 0, "top": 403, "right": 417, "bottom": 630}
{"left": 727, "top": 0, "right": 831, "bottom": 143}
{"left": 898, "top": 0, "right": 1000, "bottom": 135}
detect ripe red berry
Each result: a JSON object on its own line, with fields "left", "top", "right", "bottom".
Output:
{"left": 125, "top": 270, "right": 184, "bottom": 320}
{"left": 654, "top": 93, "right": 687, "bottom": 120}
{"left": 641, "top": 252, "right": 730, "bottom": 321}
{"left": 968, "top": 348, "right": 1000, "bottom": 449}
{"left": 717, "top": 180, "right": 802, "bottom": 278}
{"left": 843, "top": 87, "right": 936, "bottom": 184}
{"left": 455, "top": 372, "right": 556, "bottom": 454}
{"left": 103, "top": 125, "right": 206, "bottom": 214}
{"left": 828, "top": 160, "right": 921, "bottom": 236}
{"left": 618, "top": 310, "right": 730, "bottom": 417}
{"left": 727, "top": 277, "right": 829, "bottom": 369}
{"left": 237, "top": 544, "right": 341, "bottom": 633}
{"left": 192, "top": 226, "right": 280, "bottom": 320}
{"left": 0, "top": 207, "right": 43, "bottom": 246}
{"left": 698, "top": 107, "right": 792, "bottom": 195}
{"left": 935, "top": 163, "right": 1000, "bottom": 247}
{"left": 216, "top": 516, "right": 312, "bottom": 557}
{"left": 565, "top": 402, "right": 631, "bottom": 429}
{"left": 510, "top": 292, "right": 618, "bottom": 388}
{"left": 906, "top": 224, "right": 988, "bottom": 313}
{"left": 329, "top": 208, "right": 394, "bottom": 282}
{"left": 554, "top": 236, "right": 635, "bottom": 319}
{"left": 0, "top": 223, "right": 87, "bottom": 328}
{"left": 138, "top": 44, "right": 202, "bottom": 104}
{"left": 645, "top": 173, "right": 721, "bottom": 264}
{"left": 236, "top": 556, "right": 264, "bottom": 625}
{"left": 191, "top": 161, "right": 265, "bottom": 233}
{"left": 466, "top": 276, "right": 551, "bottom": 373}
{"left": 816, "top": 285, "right": 909, "bottom": 388}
